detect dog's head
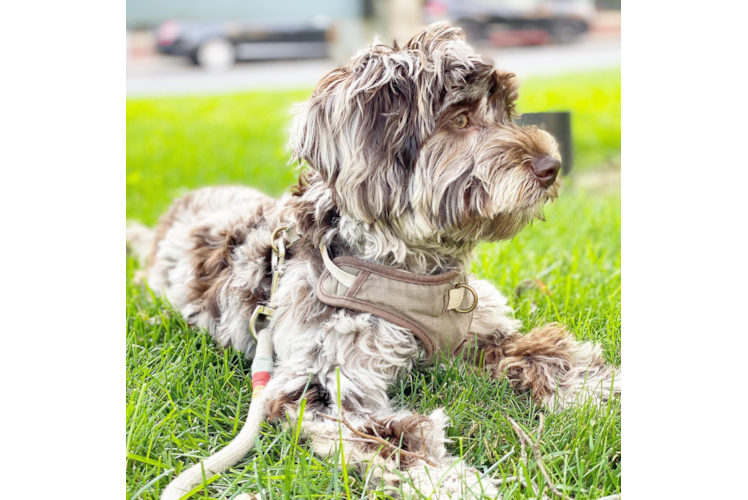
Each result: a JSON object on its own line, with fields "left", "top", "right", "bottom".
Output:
{"left": 290, "top": 24, "right": 560, "bottom": 245}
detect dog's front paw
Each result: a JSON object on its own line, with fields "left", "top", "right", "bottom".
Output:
{"left": 547, "top": 365, "right": 621, "bottom": 411}
{"left": 384, "top": 461, "right": 500, "bottom": 499}
{"left": 486, "top": 323, "right": 620, "bottom": 412}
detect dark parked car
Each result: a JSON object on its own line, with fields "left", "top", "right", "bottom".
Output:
{"left": 156, "top": 20, "right": 332, "bottom": 71}
{"left": 425, "top": 0, "right": 596, "bottom": 45}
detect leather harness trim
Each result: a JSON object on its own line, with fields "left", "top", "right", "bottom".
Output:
{"left": 315, "top": 254, "right": 474, "bottom": 360}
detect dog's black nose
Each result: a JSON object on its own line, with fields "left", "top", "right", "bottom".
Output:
{"left": 531, "top": 155, "right": 561, "bottom": 187}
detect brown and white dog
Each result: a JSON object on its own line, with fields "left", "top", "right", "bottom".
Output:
{"left": 128, "top": 24, "right": 620, "bottom": 498}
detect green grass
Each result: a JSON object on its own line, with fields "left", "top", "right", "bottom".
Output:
{"left": 127, "top": 69, "right": 621, "bottom": 499}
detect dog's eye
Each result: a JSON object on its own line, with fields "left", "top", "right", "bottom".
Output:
{"left": 452, "top": 114, "right": 469, "bottom": 129}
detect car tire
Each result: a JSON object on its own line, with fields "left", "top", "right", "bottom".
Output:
{"left": 195, "top": 37, "right": 235, "bottom": 72}
{"left": 549, "top": 21, "right": 582, "bottom": 44}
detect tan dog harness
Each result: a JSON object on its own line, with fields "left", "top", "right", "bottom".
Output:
{"left": 316, "top": 246, "right": 478, "bottom": 360}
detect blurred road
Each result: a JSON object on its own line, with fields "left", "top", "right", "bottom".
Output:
{"left": 127, "top": 37, "right": 620, "bottom": 97}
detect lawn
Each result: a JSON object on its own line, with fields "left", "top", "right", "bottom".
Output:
{"left": 126, "top": 69, "right": 621, "bottom": 499}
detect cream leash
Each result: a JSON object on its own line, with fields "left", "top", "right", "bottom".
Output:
{"left": 161, "top": 224, "right": 293, "bottom": 500}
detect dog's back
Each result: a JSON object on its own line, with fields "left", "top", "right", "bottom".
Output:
{"left": 127, "top": 186, "right": 277, "bottom": 355}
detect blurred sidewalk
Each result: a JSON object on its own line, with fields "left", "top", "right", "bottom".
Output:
{"left": 127, "top": 12, "right": 620, "bottom": 97}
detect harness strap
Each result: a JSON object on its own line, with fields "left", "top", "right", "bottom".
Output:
{"left": 320, "top": 245, "right": 357, "bottom": 287}
{"left": 447, "top": 287, "right": 465, "bottom": 310}
{"left": 320, "top": 245, "right": 466, "bottom": 310}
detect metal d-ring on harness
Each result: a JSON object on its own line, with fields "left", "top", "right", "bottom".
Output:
{"left": 249, "top": 223, "right": 293, "bottom": 341}
{"left": 453, "top": 283, "right": 478, "bottom": 314}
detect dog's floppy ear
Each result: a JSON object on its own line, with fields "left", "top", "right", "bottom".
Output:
{"left": 290, "top": 49, "right": 424, "bottom": 223}
{"left": 487, "top": 70, "right": 519, "bottom": 121}
{"left": 289, "top": 24, "right": 480, "bottom": 223}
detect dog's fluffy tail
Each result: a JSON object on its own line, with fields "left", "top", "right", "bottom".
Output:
{"left": 126, "top": 221, "right": 155, "bottom": 265}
